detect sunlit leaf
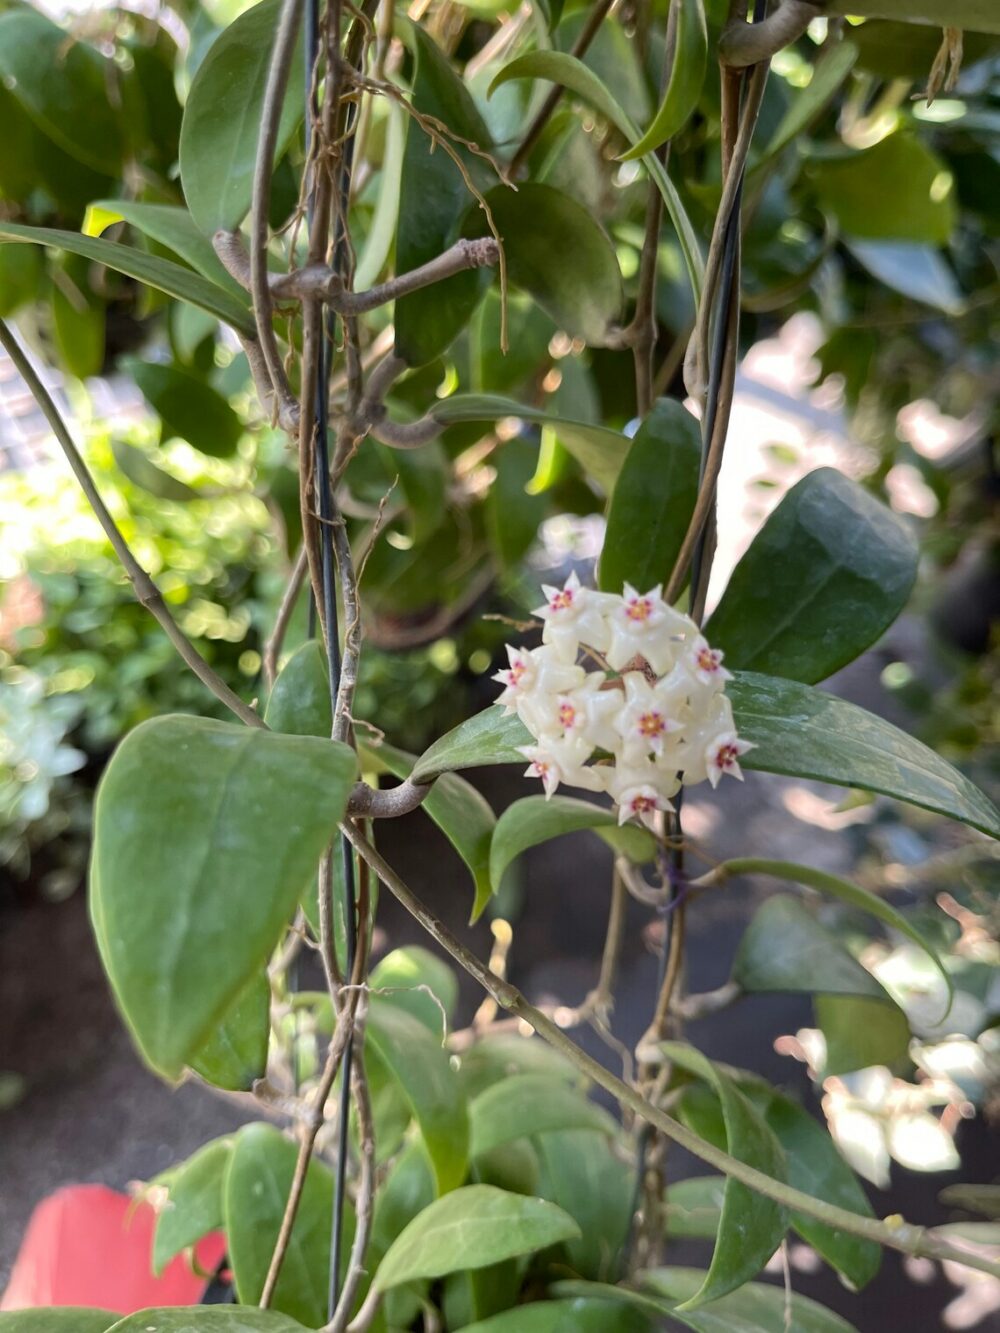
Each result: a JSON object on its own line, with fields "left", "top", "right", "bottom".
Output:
{"left": 152, "top": 1137, "right": 232, "bottom": 1275}
{"left": 621, "top": 0, "right": 707, "bottom": 160}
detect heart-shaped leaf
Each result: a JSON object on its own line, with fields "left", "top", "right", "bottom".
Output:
{"left": 706, "top": 469, "right": 918, "bottom": 683}
{"left": 152, "top": 1138, "right": 232, "bottom": 1275}
{"left": 489, "top": 796, "right": 655, "bottom": 892}
{"left": 372, "top": 1185, "right": 580, "bottom": 1291}
{"left": 179, "top": 0, "right": 306, "bottom": 234}
{"left": 91, "top": 716, "right": 355, "bottom": 1078}
{"left": 599, "top": 398, "right": 702, "bottom": 594}
{"left": 659, "top": 1044, "right": 788, "bottom": 1308}
{"left": 265, "top": 640, "right": 332, "bottom": 737}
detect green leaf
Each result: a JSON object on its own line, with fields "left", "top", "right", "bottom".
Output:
{"left": 0, "top": 9, "right": 124, "bottom": 174}
{"left": 853, "top": 20, "right": 999, "bottom": 78}
{"left": 719, "top": 859, "right": 952, "bottom": 1018}
{"left": 364, "top": 740, "right": 496, "bottom": 922}
{"left": 845, "top": 241, "right": 963, "bottom": 315}
{"left": 431, "top": 393, "right": 629, "bottom": 494}
{"left": 0, "top": 223, "right": 254, "bottom": 335}
{"left": 110, "top": 440, "right": 200, "bottom": 504}
{"left": 395, "top": 23, "right": 494, "bottom": 366}
{"left": 372, "top": 1185, "right": 580, "bottom": 1291}
{"left": 487, "top": 436, "right": 548, "bottom": 570}
{"left": 128, "top": 360, "right": 244, "bottom": 458}
{"left": 467, "top": 184, "right": 622, "bottom": 344}
{"left": 462, "top": 1301, "right": 650, "bottom": 1332}
{"left": 736, "top": 1079, "right": 879, "bottom": 1289}
{"left": 106, "top": 1314, "right": 309, "bottom": 1332}
{"left": 621, "top": 0, "right": 707, "bottom": 159}
{"left": 369, "top": 944, "right": 459, "bottom": 1034}
{"left": 51, "top": 261, "right": 104, "bottom": 380}
{"left": 91, "top": 716, "right": 356, "bottom": 1078}
{"left": 457, "top": 1032, "right": 580, "bottom": 1100}
{"left": 760, "top": 42, "right": 859, "bottom": 162}
{"left": 728, "top": 672, "right": 1000, "bottom": 839}
{"left": 469, "top": 1073, "right": 617, "bottom": 1157}
{"left": 179, "top": 0, "right": 306, "bottom": 234}
{"left": 355, "top": 100, "right": 406, "bottom": 290}
{"left": 0, "top": 244, "right": 44, "bottom": 318}
{"left": 641, "top": 1266, "right": 860, "bottom": 1331}
{"left": 489, "top": 796, "right": 655, "bottom": 892}
{"left": 0, "top": 1315, "right": 116, "bottom": 1333}
{"left": 664, "top": 1176, "right": 725, "bottom": 1239}
{"left": 152, "top": 1137, "right": 232, "bottom": 1275}
{"left": 488, "top": 51, "right": 703, "bottom": 302}
{"left": 810, "top": 134, "right": 956, "bottom": 245}
{"left": 824, "top": 0, "right": 1000, "bottom": 35}
{"left": 599, "top": 398, "right": 702, "bottom": 594}
{"left": 366, "top": 996, "right": 469, "bottom": 1193}
{"left": 732, "top": 895, "right": 889, "bottom": 1000}
{"left": 87, "top": 200, "right": 245, "bottom": 298}
{"left": 706, "top": 469, "right": 918, "bottom": 684}
{"left": 188, "top": 971, "right": 271, "bottom": 1091}
{"left": 660, "top": 1043, "right": 787, "bottom": 1308}
{"left": 265, "top": 640, "right": 332, "bottom": 737}
{"left": 413, "top": 704, "right": 532, "bottom": 782}
{"left": 815, "top": 994, "right": 912, "bottom": 1076}
{"left": 535, "top": 1128, "right": 634, "bottom": 1281}
{"left": 225, "top": 1123, "right": 339, "bottom": 1328}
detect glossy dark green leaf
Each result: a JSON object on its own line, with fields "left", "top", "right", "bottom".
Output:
{"left": 0, "top": 82, "right": 112, "bottom": 217}
{"left": 487, "top": 436, "right": 548, "bottom": 570}
{"left": 179, "top": 0, "right": 306, "bottom": 234}
{"left": 706, "top": 469, "right": 918, "bottom": 684}
{"left": 733, "top": 895, "right": 889, "bottom": 1000}
{"left": 265, "top": 640, "right": 332, "bottom": 737}
{"left": 152, "top": 1137, "right": 232, "bottom": 1274}
{"left": 366, "top": 996, "right": 469, "bottom": 1193}
{"left": 463, "top": 1300, "right": 650, "bottom": 1332}
{"left": 489, "top": 796, "right": 655, "bottom": 892}
{"left": 660, "top": 1043, "right": 787, "bottom": 1308}
{"left": 0, "top": 1315, "right": 116, "bottom": 1333}
{"left": 846, "top": 241, "right": 963, "bottom": 315}
{"left": 369, "top": 945, "right": 458, "bottom": 1034}
{"left": 728, "top": 672, "right": 1000, "bottom": 838}
{"left": 737, "top": 1079, "right": 880, "bottom": 1289}
{"left": 0, "top": 9, "right": 124, "bottom": 174}
{"left": 225, "top": 1123, "right": 339, "bottom": 1328}
{"left": 431, "top": 393, "right": 629, "bottom": 494}
{"left": 91, "top": 716, "right": 356, "bottom": 1078}
{"left": 535, "top": 1128, "right": 633, "bottom": 1281}
{"left": 599, "top": 398, "right": 701, "bottom": 594}
{"left": 188, "top": 971, "right": 270, "bottom": 1091}
{"left": 129, "top": 360, "right": 243, "bottom": 458}
{"left": 664, "top": 1176, "right": 725, "bottom": 1239}
{"left": 106, "top": 1314, "right": 309, "bottom": 1332}
{"left": 469, "top": 1073, "right": 616, "bottom": 1157}
{"left": 394, "top": 23, "right": 494, "bottom": 366}
{"left": 372, "top": 1185, "right": 580, "bottom": 1291}
{"left": 88, "top": 200, "right": 244, "bottom": 298}
{"left": 621, "top": 0, "right": 707, "bottom": 159}
{"left": 110, "top": 440, "right": 200, "bottom": 504}
{"left": 815, "top": 994, "right": 912, "bottom": 1076}
{"left": 641, "top": 1266, "right": 860, "bottom": 1331}
{"left": 467, "top": 184, "right": 622, "bottom": 343}
{"left": 364, "top": 740, "right": 496, "bottom": 922}
{"left": 810, "top": 134, "right": 956, "bottom": 244}
{"left": 0, "top": 223, "right": 254, "bottom": 334}
{"left": 416, "top": 675, "right": 1000, "bottom": 838}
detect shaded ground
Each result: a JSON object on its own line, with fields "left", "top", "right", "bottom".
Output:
{"left": 2, "top": 631, "right": 996, "bottom": 1330}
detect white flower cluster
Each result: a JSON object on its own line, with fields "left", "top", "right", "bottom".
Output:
{"left": 494, "top": 573, "right": 752, "bottom": 828}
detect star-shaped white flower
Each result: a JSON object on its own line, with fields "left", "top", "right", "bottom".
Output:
{"left": 613, "top": 671, "right": 684, "bottom": 761}
{"left": 686, "top": 635, "right": 732, "bottom": 690}
{"left": 602, "top": 760, "right": 679, "bottom": 826}
{"left": 533, "top": 571, "right": 612, "bottom": 661}
{"left": 516, "top": 737, "right": 602, "bottom": 798}
{"left": 605, "top": 583, "right": 691, "bottom": 675}
{"left": 705, "top": 730, "right": 754, "bottom": 787}
{"left": 493, "top": 644, "right": 585, "bottom": 715}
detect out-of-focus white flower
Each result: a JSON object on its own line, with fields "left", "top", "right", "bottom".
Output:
{"left": 499, "top": 575, "right": 748, "bottom": 825}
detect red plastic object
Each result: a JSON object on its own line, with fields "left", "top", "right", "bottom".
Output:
{"left": 1, "top": 1184, "right": 226, "bottom": 1313}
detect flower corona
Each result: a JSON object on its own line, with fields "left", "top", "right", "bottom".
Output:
{"left": 494, "top": 574, "right": 752, "bottom": 827}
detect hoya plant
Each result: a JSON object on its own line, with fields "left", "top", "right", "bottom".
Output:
{"left": 1, "top": 0, "right": 999, "bottom": 1330}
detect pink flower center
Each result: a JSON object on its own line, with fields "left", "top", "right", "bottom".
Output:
{"left": 507, "top": 658, "right": 527, "bottom": 685}
{"left": 549, "top": 589, "right": 574, "bottom": 612}
{"left": 638, "top": 710, "right": 666, "bottom": 738}
{"left": 697, "top": 646, "right": 722, "bottom": 674}
{"left": 630, "top": 793, "right": 658, "bottom": 815}
{"left": 625, "top": 597, "right": 653, "bottom": 623}
{"left": 714, "top": 742, "right": 740, "bottom": 771}
{"left": 530, "top": 760, "right": 551, "bottom": 779}
{"left": 558, "top": 702, "right": 577, "bottom": 729}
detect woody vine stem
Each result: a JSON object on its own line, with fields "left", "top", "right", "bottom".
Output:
{"left": 3, "top": 0, "right": 1000, "bottom": 1323}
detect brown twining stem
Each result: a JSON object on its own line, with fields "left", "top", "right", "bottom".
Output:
{"left": 720, "top": 0, "right": 820, "bottom": 67}
{"left": 0, "top": 320, "right": 265, "bottom": 731}
{"left": 263, "top": 545, "right": 310, "bottom": 690}
{"left": 342, "top": 822, "right": 1000, "bottom": 1284}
